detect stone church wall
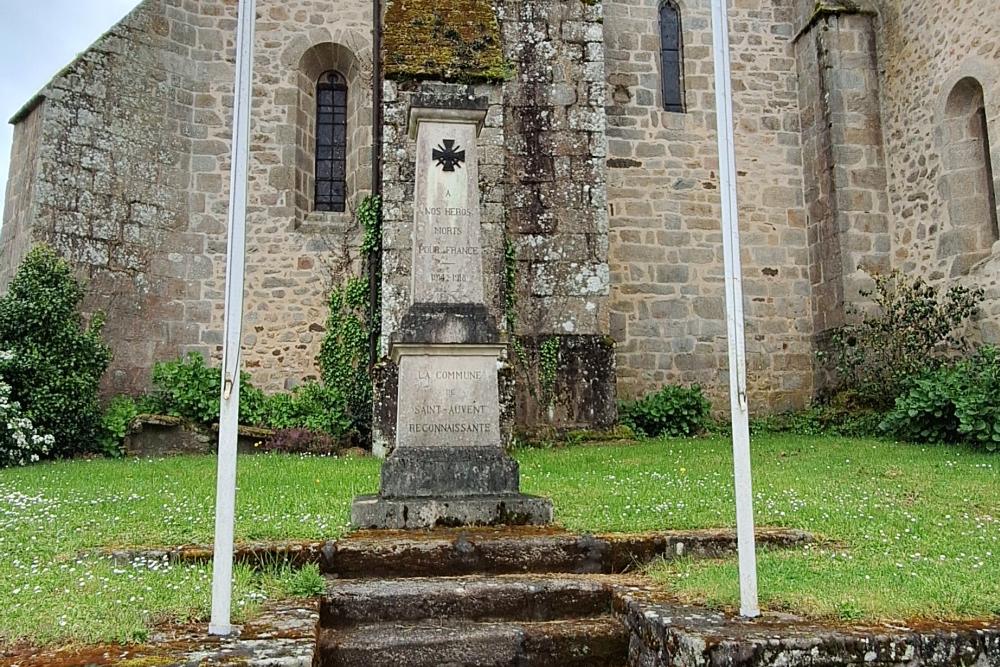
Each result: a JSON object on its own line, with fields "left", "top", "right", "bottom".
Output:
{"left": 793, "top": 6, "right": 891, "bottom": 389}
{"left": 0, "top": 0, "right": 373, "bottom": 394}
{"left": 874, "top": 0, "right": 1000, "bottom": 343}
{"left": 376, "top": 0, "right": 615, "bottom": 448}
{"left": 0, "top": 101, "right": 44, "bottom": 287}
{"left": 603, "top": 0, "right": 813, "bottom": 412}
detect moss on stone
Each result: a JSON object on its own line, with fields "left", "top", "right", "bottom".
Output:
{"left": 383, "top": 0, "right": 509, "bottom": 82}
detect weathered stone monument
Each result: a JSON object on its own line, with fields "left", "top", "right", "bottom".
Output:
{"left": 351, "top": 96, "right": 553, "bottom": 529}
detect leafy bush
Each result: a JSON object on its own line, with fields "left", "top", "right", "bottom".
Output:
{"left": 149, "top": 353, "right": 265, "bottom": 425}
{"left": 98, "top": 396, "right": 139, "bottom": 457}
{"left": 0, "top": 350, "right": 55, "bottom": 467}
{"left": 0, "top": 246, "right": 111, "bottom": 457}
{"left": 258, "top": 427, "right": 338, "bottom": 455}
{"left": 881, "top": 346, "right": 1000, "bottom": 451}
{"left": 148, "top": 354, "right": 351, "bottom": 437}
{"left": 261, "top": 382, "right": 352, "bottom": 437}
{"left": 318, "top": 276, "right": 372, "bottom": 436}
{"left": 826, "top": 270, "right": 983, "bottom": 410}
{"left": 149, "top": 353, "right": 221, "bottom": 423}
{"left": 619, "top": 384, "right": 712, "bottom": 438}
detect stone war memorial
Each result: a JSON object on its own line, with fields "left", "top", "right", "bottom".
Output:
{"left": 1, "top": 0, "right": 1000, "bottom": 664}
{"left": 353, "top": 93, "right": 552, "bottom": 528}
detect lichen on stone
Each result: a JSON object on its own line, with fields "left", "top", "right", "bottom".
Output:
{"left": 383, "top": 0, "right": 509, "bottom": 82}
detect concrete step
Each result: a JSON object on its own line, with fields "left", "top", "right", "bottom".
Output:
{"left": 314, "top": 617, "right": 628, "bottom": 667}
{"left": 319, "top": 574, "right": 615, "bottom": 628}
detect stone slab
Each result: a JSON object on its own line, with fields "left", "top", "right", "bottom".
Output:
{"left": 318, "top": 575, "right": 613, "bottom": 628}
{"left": 395, "top": 346, "right": 503, "bottom": 449}
{"left": 620, "top": 596, "right": 1000, "bottom": 667}
{"left": 351, "top": 494, "right": 554, "bottom": 529}
{"left": 315, "top": 617, "right": 628, "bottom": 667}
{"left": 411, "top": 118, "right": 485, "bottom": 305}
{"left": 395, "top": 303, "right": 500, "bottom": 345}
{"left": 379, "top": 445, "right": 520, "bottom": 497}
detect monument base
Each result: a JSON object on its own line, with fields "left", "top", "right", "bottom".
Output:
{"left": 379, "top": 446, "right": 520, "bottom": 497}
{"left": 351, "top": 493, "right": 553, "bottom": 530}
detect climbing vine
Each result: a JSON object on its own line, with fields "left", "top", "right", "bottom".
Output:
{"left": 317, "top": 195, "right": 382, "bottom": 436}
{"left": 318, "top": 275, "right": 371, "bottom": 434}
{"left": 358, "top": 194, "right": 381, "bottom": 258}
{"left": 539, "top": 336, "right": 561, "bottom": 410}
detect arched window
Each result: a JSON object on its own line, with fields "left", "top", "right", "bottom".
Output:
{"left": 659, "top": 1, "right": 684, "bottom": 113}
{"left": 315, "top": 70, "right": 348, "bottom": 212}
{"left": 941, "top": 77, "right": 998, "bottom": 268}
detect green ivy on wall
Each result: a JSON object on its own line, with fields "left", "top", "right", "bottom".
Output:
{"left": 317, "top": 195, "right": 381, "bottom": 436}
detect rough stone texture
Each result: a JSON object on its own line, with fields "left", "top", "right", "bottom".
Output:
{"left": 102, "top": 527, "right": 813, "bottom": 577}
{"left": 501, "top": 0, "right": 617, "bottom": 434}
{"left": 319, "top": 574, "right": 614, "bottom": 627}
{"left": 794, "top": 8, "right": 892, "bottom": 389}
{"left": 122, "top": 417, "right": 277, "bottom": 457}
{"left": 514, "top": 334, "right": 617, "bottom": 435}
{"left": 315, "top": 618, "right": 629, "bottom": 667}
{"left": 0, "top": 600, "right": 316, "bottom": 666}
{"left": 326, "top": 527, "right": 812, "bottom": 578}
{"left": 0, "top": 101, "right": 43, "bottom": 284}
{"left": 351, "top": 493, "right": 555, "bottom": 529}
{"left": 873, "top": 0, "right": 1000, "bottom": 344}
{"left": 0, "top": 0, "right": 373, "bottom": 395}
{"left": 604, "top": 0, "right": 813, "bottom": 413}
{"left": 3, "top": 0, "right": 1000, "bottom": 420}
{"left": 382, "top": 0, "right": 507, "bottom": 81}
{"left": 621, "top": 597, "right": 1000, "bottom": 667}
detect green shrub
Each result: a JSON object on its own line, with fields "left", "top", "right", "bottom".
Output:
{"left": 0, "top": 350, "right": 55, "bottom": 467}
{"left": 619, "top": 384, "right": 712, "bottom": 438}
{"left": 261, "top": 382, "right": 352, "bottom": 437}
{"left": 150, "top": 353, "right": 221, "bottom": 423}
{"left": 826, "top": 270, "right": 983, "bottom": 410}
{"left": 0, "top": 246, "right": 111, "bottom": 457}
{"left": 98, "top": 396, "right": 139, "bottom": 457}
{"left": 149, "top": 352, "right": 265, "bottom": 426}
{"left": 881, "top": 346, "right": 1000, "bottom": 451}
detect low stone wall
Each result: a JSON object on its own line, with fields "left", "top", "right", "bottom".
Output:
{"left": 621, "top": 597, "right": 1000, "bottom": 666}
{"left": 123, "top": 417, "right": 280, "bottom": 457}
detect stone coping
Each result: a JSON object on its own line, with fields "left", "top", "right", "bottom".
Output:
{"left": 95, "top": 527, "right": 814, "bottom": 576}
{"left": 620, "top": 593, "right": 1000, "bottom": 666}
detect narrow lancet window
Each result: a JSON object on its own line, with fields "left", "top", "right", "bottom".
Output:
{"left": 315, "top": 70, "right": 348, "bottom": 212}
{"left": 659, "top": 1, "right": 684, "bottom": 112}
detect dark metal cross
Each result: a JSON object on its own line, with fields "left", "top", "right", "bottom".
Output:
{"left": 432, "top": 139, "right": 466, "bottom": 172}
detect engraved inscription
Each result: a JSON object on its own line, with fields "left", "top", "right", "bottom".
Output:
{"left": 412, "top": 121, "right": 484, "bottom": 304}
{"left": 397, "top": 354, "right": 501, "bottom": 448}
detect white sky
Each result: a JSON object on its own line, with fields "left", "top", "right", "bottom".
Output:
{"left": 0, "top": 0, "right": 139, "bottom": 221}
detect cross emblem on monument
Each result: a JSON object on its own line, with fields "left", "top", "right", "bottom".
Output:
{"left": 432, "top": 139, "right": 466, "bottom": 172}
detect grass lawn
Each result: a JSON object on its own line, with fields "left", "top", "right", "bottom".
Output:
{"left": 0, "top": 435, "right": 997, "bottom": 647}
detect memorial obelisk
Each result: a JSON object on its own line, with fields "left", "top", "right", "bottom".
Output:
{"left": 352, "top": 95, "right": 553, "bottom": 529}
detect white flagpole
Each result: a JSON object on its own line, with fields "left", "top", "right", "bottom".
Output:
{"left": 710, "top": 0, "right": 760, "bottom": 618}
{"left": 209, "top": 0, "right": 257, "bottom": 637}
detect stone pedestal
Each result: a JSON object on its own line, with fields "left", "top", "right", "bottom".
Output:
{"left": 352, "top": 98, "right": 552, "bottom": 529}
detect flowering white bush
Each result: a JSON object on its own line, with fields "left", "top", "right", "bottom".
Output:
{"left": 0, "top": 350, "right": 54, "bottom": 467}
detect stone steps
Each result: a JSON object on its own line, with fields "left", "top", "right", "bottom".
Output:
{"left": 314, "top": 617, "right": 628, "bottom": 667}
{"left": 314, "top": 574, "right": 629, "bottom": 666}
{"left": 319, "top": 574, "right": 615, "bottom": 627}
